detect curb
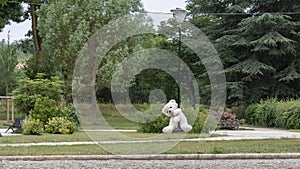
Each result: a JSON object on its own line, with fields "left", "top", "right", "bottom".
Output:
{"left": 1, "top": 153, "right": 300, "bottom": 161}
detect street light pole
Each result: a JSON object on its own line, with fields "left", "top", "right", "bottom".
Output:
{"left": 171, "top": 8, "right": 186, "bottom": 108}
{"left": 177, "top": 26, "right": 181, "bottom": 108}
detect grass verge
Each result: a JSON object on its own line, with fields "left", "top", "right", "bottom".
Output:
{"left": 0, "top": 131, "right": 208, "bottom": 144}
{"left": 167, "top": 138, "right": 300, "bottom": 154}
{"left": 0, "top": 138, "right": 299, "bottom": 156}
{"left": 289, "top": 129, "right": 300, "bottom": 133}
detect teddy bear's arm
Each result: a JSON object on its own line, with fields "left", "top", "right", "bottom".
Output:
{"left": 173, "top": 116, "right": 181, "bottom": 123}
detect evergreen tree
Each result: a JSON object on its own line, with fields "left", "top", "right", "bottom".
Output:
{"left": 187, "top": 0, "right": 300, "bottom": 106}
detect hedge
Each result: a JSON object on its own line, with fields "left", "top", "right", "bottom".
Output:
{"left": 245, "top": 98, "right": 300, "bottom": 129}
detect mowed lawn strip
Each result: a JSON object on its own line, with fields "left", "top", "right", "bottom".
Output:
{"left": 0, "top": 139, "right": 299, "bottom": 156}
{"left": 0, "top": 132, "right": 92, "bottom": 144}
{"left": 166, "top": 138, "right": 300, "bottom": 154}
{"left": 0, "top": 131, "right": 213, "bottom": 144}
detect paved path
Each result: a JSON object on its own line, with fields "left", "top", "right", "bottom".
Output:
{"left": 0, "top": 128, "right": 22, "bottom": 137}
{"left": 208, "top": 127, "right": 300, "bottom": 140}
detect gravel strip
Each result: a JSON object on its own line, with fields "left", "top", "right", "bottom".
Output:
{"left": 2, "top": 159, "right": 300, "bottom": 169}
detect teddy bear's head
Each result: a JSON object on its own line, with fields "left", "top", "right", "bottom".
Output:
{"left": 162, "top": 99, "right": 178, "bottom": 117}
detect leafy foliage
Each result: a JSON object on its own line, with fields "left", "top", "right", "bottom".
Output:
{"left": 0, "top": 41, "right": 19, "bottom": 96}
{"left": 23, "top": 119, "right": 44, "bottom": 135}
{"left": 190, "top": 112, "right": 208, "bottom": 133}
{"left": 0, "top": 2, "right": 25, "bottom": 30}
{"left": 13, "top": 74, "right": 63, "bottom": 115}
{"left": 187, "top": 0, "right": 300, "bottom": 106}
{"left": 245, "top": 99, "right": 300, "bottom": 129}
{"left": 37, "top": 0, "right": 143, "bottom": 103}
{"left": 29, "top": 97, "right": 62, "bottom": 125}
{"left": 138, "top": 114, "right": 169, "bottom": 133}
{"left": 45, "top": 117, "right": 77, "bottom": 134}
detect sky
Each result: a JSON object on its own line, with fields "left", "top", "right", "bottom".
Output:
{"left": 0, "top": 0, "right": 186, "bottom": 42}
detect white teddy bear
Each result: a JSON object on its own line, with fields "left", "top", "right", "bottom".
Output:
{"left": 161, "top": 99, "right": 192, "bottom": 133}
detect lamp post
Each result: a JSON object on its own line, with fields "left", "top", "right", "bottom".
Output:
{"left": 171, "top": 8, "right": 186, "bottom": 108}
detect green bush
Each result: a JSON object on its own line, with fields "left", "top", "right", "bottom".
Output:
{"left": 184, "top": 105, "right": 209, "bottom": 133}
{"left": 245, "top": 104, "right": 259, "bottom": 125}
{"left": 286, "top": 106, "right": 300, "bottom": 129}
{"left": 13, "top": 74, "right": 63, "bottom": 115}
{"left": 190, "top": 113, "right": 208, "bottom": 133}
{"left": 138, "top": 114, "right": 169, "bottom": 133}
{"left": 45, "top": 117, "right": 77, "bottom": 134}
{"left": 23, "top": 119, "right": 44, "bottom": 135}
{"left": 29, "top": 97, "right": 62, "bottom": 125}
{"left": 63, "top": 104, "right": 80, "bottom": 126}
{"left": 245, "top": 98, "right": 300, "bottom": 129}
{"left": 28, "top": 98, "right": 80, "bottom": 126}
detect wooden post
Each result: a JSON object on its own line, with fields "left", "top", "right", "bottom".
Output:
{"left": 0, "top": 96, "right": 14, "bottom": 121}
{"left": 11, "top": 100, "right": 14, "bottom": 121}
{"left": 6, "top": 97, "right": 9, "bottom": 121}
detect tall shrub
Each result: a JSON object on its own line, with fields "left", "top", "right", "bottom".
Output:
{"left": 13, "top": 74, "right": 63, "bottom": 115}
{"left": 29, "top": 97, "right": 62, "bottom": 125}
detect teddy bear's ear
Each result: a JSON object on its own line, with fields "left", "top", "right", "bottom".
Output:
{"left": 162, "top": 105, "right": 168, "bottom": 114}
{"left": 169, "top": 99, "right": 176, "bottom": 104}
{"left": 173, "top": 102, "right": 178, "bottom": 108}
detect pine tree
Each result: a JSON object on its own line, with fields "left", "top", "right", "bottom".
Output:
{"left": 187, "top": 0, "right": 300, "bottom": 106}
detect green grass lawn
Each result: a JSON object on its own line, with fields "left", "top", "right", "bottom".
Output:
{"left": 0, "top": 138, "right": 299, "bottom": 156}
{"left": 0, "top": 132, "right": 91, "bottom": 143}
{"left": 0, "top": 131, "right": 211, "bottom": 144}
{"left": 167, "top": 138, "right": 300, "bottom": 154}
{"left": 0, "top": 121, "right": 9, "bottom": 129}
{"left": 289, "top": 129, "right": 300, "bottom": 133}
{"left": 103, "top": 115, "right": 140, "bottom": 130}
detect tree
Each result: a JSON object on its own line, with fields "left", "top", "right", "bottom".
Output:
{"left": 0, "top": 34, "right": 18, "bottom": 96}
{"left": 223, "top": 13, "right": 299, "bottom": 105}
{"left": 187, "top": 0, "right": 300, "bottom": 106}
{"left": 37, "top": 0, "right": 143, "bottom": 103}
{"left": 0, "top": 0, "right": 57, "bottom": 66}
{"left": 0, "top": 1, "right": 25, "bottom": 31}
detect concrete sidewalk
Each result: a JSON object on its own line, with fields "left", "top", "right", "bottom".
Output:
{"left": 209, "top": 127, "right": 300, "bottom": 140}
{"left": 0, "top": 128, "right": 22, "bottom": 137}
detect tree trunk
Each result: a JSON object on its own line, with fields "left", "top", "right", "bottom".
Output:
{"left": 5, "top": 82, "right": 9, "bottom": 121}
{"left": 30, "top": 4, "right": 42, "bottom": 61}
